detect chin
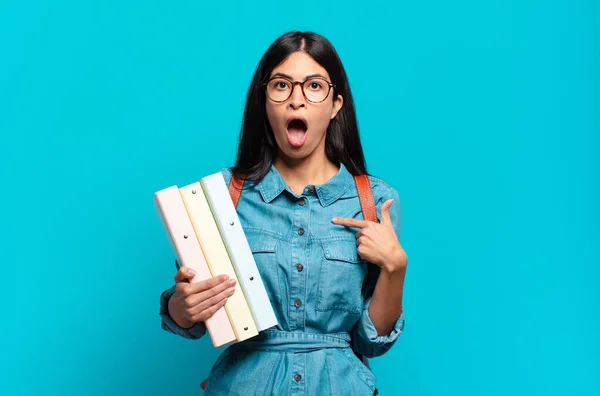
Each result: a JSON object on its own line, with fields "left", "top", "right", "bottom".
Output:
{"left": 275, "top": 139, "right": 312, "bottom": 160}
{"left": 279, "top": 146, "right": 309, "bottom": 160}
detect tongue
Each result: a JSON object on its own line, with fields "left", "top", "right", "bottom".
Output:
{"left": 287, "top": 120, "right": 307, "bottom": 147}
{"left": 288, "top": 127, "right": 307, "bottom": 146}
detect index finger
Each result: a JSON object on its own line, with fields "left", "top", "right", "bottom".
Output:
{"left": 174, "top": 266, "right": 224, "bottom": 284}
{"left": 188, "top": 274, "right": 231, "bottom": 294}
{"left": 331, "top": 217, "right": 368, "bottom": 229}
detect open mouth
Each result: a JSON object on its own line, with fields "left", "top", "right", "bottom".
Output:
{"left": 286, "top": 117, "right": 308, "bottom": 147}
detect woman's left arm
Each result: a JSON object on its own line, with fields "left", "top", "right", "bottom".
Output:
{"left": 369, "top": 261, "right": 406, "bottom": 336}
{"left": 332, "top": 190, "right": 408, "bottom": 356}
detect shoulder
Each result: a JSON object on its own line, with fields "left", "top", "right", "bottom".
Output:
{"left": 366, "top": 174, "right": 400, "bottom": 205}
{"left": 215, "top": 167, "right": 263, "bottom": 191}
{"left": 364, "top": 173, "right": 402, "bottom": 230}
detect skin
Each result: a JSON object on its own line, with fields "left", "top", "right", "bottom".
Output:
{"left": 168, "top": 267, "right": 236, "bottom": 329}
{"left": 267, "top": 51, "right": 344, "bottom": 194}
{"left": 169, "top": 51, "right": 407, "bottom": 337}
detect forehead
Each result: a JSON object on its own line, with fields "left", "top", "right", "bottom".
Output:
{"left": 270, "top": 51, "right": 331, "bottom": 80}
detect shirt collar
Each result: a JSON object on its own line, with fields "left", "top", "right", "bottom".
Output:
{"left": 258, "top": 162, "right": 354, "bottom": 207}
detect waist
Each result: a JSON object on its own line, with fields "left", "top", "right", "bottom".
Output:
{"left": 239, "top": 329, "right": 351, "bottom": 353}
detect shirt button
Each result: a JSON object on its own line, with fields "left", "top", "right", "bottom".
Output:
{"left": 308, "top": 185, "right": 315, "bottom": 193}
{"left": 294, "top": 299, "right": 302, "bottom": 307}
{"left": 297, "top": 228, "right": 304, "bottom": 236}
{"left": 294, "top": 374, "right": 302, "bottom": 382}
{"left": 296, "top": 263, "right": 303, "bottom": 272}
{"left": 299, "top": 198, "right": 305, "bottom": 206}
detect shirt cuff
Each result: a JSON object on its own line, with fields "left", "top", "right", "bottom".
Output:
{"left": 354, "top": 297, "right": 405, "bottom": 357}
{"left": 159, "top": 285, "right": 207, "bottom": 340}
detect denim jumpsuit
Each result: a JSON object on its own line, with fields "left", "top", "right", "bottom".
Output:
{"left": 159, "top": 163, "right": 405, "bottom": 395}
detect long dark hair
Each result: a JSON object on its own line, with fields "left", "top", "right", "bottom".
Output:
{"left": 231, "top": 31, "right": 368, "bottom": 183}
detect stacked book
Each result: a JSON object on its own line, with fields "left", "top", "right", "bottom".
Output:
{"left": 154, "top": 172, "right": 278, "bottom": 347}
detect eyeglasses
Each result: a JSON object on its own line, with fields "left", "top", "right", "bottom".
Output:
{"left": 263, "top": 76, "right": 335, "bottom": 103}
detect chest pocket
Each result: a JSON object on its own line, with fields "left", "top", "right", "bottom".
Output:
{"left": 247, "top": 233, "right": 282, "bottom": 306}
{"left": 317, "top": 239, "right": 368, "bottom": 314}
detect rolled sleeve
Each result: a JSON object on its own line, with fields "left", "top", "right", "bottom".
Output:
{"left": 159, "top": 284, "right": 207, "bottom": 340}
{"left": 353, "top": 297, "right": 405, "bottom": 358}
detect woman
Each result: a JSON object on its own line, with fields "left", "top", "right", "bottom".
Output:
{"left": 159, "top": 31, "right": 408, "bottom": 395}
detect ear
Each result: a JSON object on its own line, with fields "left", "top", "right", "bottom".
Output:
{"left": 330, "top": 94, "right": 343, "bottom": 120}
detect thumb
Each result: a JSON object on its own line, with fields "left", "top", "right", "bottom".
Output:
{"left": 174, "top": 266, "right": 196, "bottom": 283}
{"left": 380, "top": 199, "right": 394, "bottom": 225}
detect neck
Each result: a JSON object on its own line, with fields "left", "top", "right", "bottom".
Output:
{"left": 273, "top": 151, "right": 339, "bottom": 194}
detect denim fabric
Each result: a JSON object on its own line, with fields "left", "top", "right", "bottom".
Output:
{"left": 159, "top": 163, "right": 405, "bottom": 395}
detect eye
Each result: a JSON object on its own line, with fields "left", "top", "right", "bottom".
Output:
{"left": 307, "top": 80, "right": 324, "bottom": 91}
{"left": 270, "top": 79, "right": 290, "bottom": 90}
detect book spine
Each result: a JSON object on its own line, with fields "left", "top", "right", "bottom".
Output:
{"left": 200, "top": 173, "right": 278, "bottom": 331}
{"left": 179, "top": 182, "right": 259, "bottom": 342}
{"left": 154, "top": 185, "right": 236, "bottom": 347}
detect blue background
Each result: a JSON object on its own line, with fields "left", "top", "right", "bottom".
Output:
{"left": 1, "top": 0, "right": 598, "bottom": 395}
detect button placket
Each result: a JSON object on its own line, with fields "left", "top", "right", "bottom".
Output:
{"left": 290, "top": 352, "right": 306, "bottom": 395}
{"left": 290, "top": 196, "right": 309, "bottom": 331}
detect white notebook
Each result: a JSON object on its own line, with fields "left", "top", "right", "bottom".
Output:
{"left": 200, "top": 172, "right": 278, "bottom": 331}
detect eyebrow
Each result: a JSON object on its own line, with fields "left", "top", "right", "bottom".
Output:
{"left": 271, "top": 72, "right": 329, "bottom": 81}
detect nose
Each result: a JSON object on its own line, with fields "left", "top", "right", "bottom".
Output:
{"left": 288, "top": 82, "right": 306, "bottom": 109}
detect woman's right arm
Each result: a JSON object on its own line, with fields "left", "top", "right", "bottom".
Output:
{"left": 159, "top": 263, "right": 236, "bottom": 339}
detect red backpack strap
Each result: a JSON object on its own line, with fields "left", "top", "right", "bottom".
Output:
{"left": 353, "top": 174, "right": 377, "bottom": 222}
{"left": 228, "top": 173, "right": 246, "bottom": 208}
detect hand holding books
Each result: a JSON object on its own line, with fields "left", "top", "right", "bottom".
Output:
{"left": 167, "top": 266, "right": 237, "bottom": 329}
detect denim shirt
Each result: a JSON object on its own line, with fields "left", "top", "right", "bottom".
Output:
{"left": 159, "top": 163, "right": 405, "bottom": 395}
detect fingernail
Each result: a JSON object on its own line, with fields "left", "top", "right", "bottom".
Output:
{"left": 331, "top": 217, "right": 338, "bottom": 223}
{"left": 221, "top": 274, "right": 229, "bottom": 281}
{"left": 229, "top": 279, "right": 236, "bottom": 286}
{"left": 187, "top": 269, "right": 196, "bottom": 276}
